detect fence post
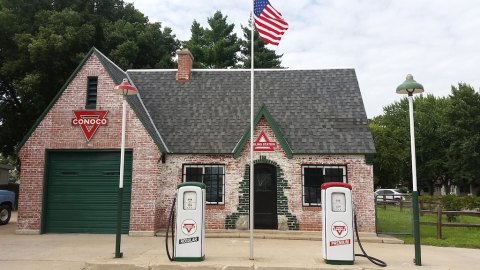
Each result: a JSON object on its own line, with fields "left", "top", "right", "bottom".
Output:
{"left": 420, "top": 201, "right": 424, "bottom": 216}
{"left": 383, "top": 195, "right": 387, "bottom": 210}
{"left": 399, "top": 199, "right": 403, "bottom": 212}
{"left": 436, "top": 203, "right": 442, "bottom": 239}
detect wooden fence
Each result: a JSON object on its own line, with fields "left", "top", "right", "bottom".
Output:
{"left": 420, "top": 204, "right": 480, "bottom": 239}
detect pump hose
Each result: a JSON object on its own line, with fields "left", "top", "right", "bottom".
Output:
{"left": 354, "top": 214, "right": 387, "bottom": 267}
{"left": 165, "top": 197, "right": 176, "bottom": 262}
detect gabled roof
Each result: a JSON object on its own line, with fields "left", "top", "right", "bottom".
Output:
{"left": 127, "top": 69, "right": 375, "bottom": 155}
{"left": 94, "top": 49, "right": 169, "bottom": 153}
{"left": 18, "top": 48, "right": 168, "bottom": 153}
{"left": 233, "top": 104, "right": 293, "bottom": 159}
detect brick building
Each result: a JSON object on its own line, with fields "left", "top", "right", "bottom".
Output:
{"left": 17, "top": 48, "right": 376, "bottom": 236}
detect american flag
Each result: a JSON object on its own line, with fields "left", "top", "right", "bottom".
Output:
{"left": 254, "top": 0, "right": 289, "bottom": 45}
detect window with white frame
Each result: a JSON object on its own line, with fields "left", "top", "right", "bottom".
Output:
{"left": 182, "top": 164, "right": 225, "bottom": 204}
{"left": 302, "top": 165, "right": 347, "bottom": 206}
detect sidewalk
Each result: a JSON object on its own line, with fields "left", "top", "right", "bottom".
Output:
{"left": 2, "top": 212, "right": 479, "bottom": 270}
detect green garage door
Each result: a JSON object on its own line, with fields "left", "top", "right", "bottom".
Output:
{"left": 44, "top": 151, "right": 132, "bottom": 233}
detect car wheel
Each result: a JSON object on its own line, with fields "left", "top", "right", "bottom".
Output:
{"left": 0, "top": 204, "right": 11, "bottom": 225}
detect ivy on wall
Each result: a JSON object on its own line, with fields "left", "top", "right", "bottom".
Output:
{"left": 225, "top": 156, "right": 299, "bottom": 230}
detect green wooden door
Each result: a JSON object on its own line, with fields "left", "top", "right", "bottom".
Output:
{"left": 44, "top": 151, "right": 132, "bottom": 233}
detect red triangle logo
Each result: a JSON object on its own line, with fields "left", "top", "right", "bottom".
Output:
{"left": 334, "top": 225, "right": 346, "bottom": 236}
{"left": 253, "top": 131, "right": 277, "bottom": 151}
{"left": 72, "top": 110, "right": 109, "bottom": 141}
{"left": 183, "top": 223, "right": 196, "bottom": 233}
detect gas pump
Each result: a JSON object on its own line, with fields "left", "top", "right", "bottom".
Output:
{"left": 165, "top": 182, "right": 206, "bottom": 262}
{"left": 322, "top": 182, "right": 387, "bottom": 267}
{"left": 322, "top": 182, "right": 354, "bottom": 265}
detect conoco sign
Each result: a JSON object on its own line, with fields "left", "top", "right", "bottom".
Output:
{"left": 72, "top": 110, "right": 109, "bottom": 141}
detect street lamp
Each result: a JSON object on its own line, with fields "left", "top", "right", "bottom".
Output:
{"left": 113, "top": 78, "right": 138, "bottom": 258}
{"left": 396, "top": 74, "right": 423, "bottom": 266}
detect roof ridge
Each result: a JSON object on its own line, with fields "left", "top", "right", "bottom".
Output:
{"left": 127, "top": 68, "right": 356, "bottom": 72}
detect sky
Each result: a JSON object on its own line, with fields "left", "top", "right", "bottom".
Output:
{"left": 125, "top": 0, "right": 480, "bottom": 118}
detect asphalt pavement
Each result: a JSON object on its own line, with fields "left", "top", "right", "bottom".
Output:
{"left": 2, "top": 212, "right": 479, "bottom": 270}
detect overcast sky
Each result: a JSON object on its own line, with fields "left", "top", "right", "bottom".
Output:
{"left": 125, "top": 0, "right": 480, "bottom": 118}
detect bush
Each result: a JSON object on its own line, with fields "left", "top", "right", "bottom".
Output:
{"left": 441, "top": 195, "right": 463, "bottom": 211}
{"left": 419, "top": 195, "right": 480, "bottom": 221}
{"left": 419, "top": 194, "right": 480, "bottom": 211}
{"left": 441, "top": 195, "right": 462, "bottom": 221}
{"left": 419, "top": 195, "right": 441, "bottom": 210}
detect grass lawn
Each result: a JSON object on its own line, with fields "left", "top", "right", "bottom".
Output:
{"left": 376, "top": 205, "right": 480, "bottom": 249}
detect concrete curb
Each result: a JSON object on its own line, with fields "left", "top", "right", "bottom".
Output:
{"left": 156, "top": 229, "right": 404, "bottom": 244}
{"left": 84, "top": 262, "right": 451, "bottom": 270}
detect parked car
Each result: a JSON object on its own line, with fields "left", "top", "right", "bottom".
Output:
{"left": 375, "top": 189, "right": 406, "bottom": 203}
{"left": 0, "top": 190, "right": 15, "bottom": 225}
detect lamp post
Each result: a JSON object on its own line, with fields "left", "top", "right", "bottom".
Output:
{"left": 113, "top": 78, "right": 138, "bottom": 258}
{"left": 396, "top": 74, "right": 423, "bottom": 266}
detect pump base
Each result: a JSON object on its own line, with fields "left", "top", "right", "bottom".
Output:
{"left": 325, "top": 259, "right": 354, "bottom": 265}
{"left": 173, "top": 255, "right": 205, "bottom": 262}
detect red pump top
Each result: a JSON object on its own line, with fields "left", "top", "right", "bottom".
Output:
{"left": 321, "top": 182, "right": 352, "bottom": 190}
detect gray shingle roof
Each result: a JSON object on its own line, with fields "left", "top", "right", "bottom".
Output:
{"left": 93, "top": 49, "right": 169, "bottom": 153}
{"left": 127, "top": 69, "right": 375, "bottom": 155}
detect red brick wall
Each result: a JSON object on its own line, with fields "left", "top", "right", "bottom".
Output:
{"left": 159, "top": 118, "right": 376, "bottom": 232}
{"left": 18, "top": 54, "right": 162, "bottom": 234}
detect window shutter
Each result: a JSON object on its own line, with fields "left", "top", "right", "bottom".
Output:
{"left": 86, "top": 77, "right": 98, "bottom": 109}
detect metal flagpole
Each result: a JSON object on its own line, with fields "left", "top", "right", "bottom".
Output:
{"left": 249, "top": 1, "right": 255, "bottom": 261}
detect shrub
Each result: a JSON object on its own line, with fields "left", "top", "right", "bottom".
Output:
{"left": 441, "top": 195, "right": 463, "bottom": 211}
{"left": 466, "top": 196, "right": 480, "bottom": 210}
{"left": 418, "top": 194, "right": 480, "bottom": 221}
{"left": 419, "top": 195, "right": 441, "bottom": 211}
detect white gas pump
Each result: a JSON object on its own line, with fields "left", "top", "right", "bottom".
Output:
{"left": 166, "top": 182, "right": 206, "bottom": 262}
{"left": 322, "top": 182, "right": 354, "bottom": 265}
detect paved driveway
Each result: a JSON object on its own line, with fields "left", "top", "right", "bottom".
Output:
{"left": 2, "top": 212, "right": 480, "bottom": 270}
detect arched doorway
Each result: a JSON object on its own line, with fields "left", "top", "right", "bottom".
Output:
{"left": 254, "top": 163, "right": 277, "bottom": 229}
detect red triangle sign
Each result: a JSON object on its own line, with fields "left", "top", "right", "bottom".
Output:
{"left": 71, "top": 110, "right": 109, "bottom": 141}
{"left": 253, "top": 131, "right": 277, "bottom": 151}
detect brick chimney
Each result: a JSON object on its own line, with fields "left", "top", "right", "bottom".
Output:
{"left": 176, "top": 48, "right": 194, "bottom": 81}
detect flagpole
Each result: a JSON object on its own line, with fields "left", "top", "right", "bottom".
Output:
{"left": 249, "top": 1, "right": 255, "bottom": 261}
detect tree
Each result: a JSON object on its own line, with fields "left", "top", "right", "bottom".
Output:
{"left": 445, "top": 84, "right": 480, "bottom": 189}
{"left": 0, "top": 0, "right": 180, "bottom": 158}
{"left": 370, "top": 94, "right": 453, "bottom": 194}
{"left": 183, "top": 11, "right": 240, "bottom": 68}
{"left": 238, "top": 19, "right": 283, "bottom": 68}
{"left": 183, "top": 20, "right": 208, "bottom": 68}
{"left": 182, "top": 12, "right": 285, "bottom": 69}
{"left": 414, "top": 95, "right": 452, "bottom": 194}
{"left": 370, "top": 99, "right": 411, "bottom": 189}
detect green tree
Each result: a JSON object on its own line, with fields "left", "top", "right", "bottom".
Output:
{"left": 370, "top": 95, "right": 453, "bottom": 194}
{"left": 183, "top": 20, "right": 207, "bottom": 68}
{"left": 370, "top": 99, "right": 410, "bottom": 189}
{"left": 0, "top": 0, "right": 180, "bottom": 158}
{"left": 445, "top": 83, "right": 480, "bottom": 189}
{"left": 414, "top": 95, "right": 452, "bottom": 194}
{"left": 183, "top": 11, "right": 240, "bottom": 68}
{"left": 238, "top": 19, "right": 283, "bottom": 68}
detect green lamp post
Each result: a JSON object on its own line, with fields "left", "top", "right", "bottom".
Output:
{"left": 396, "top": 74, "right": 423, "bottom": 266}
